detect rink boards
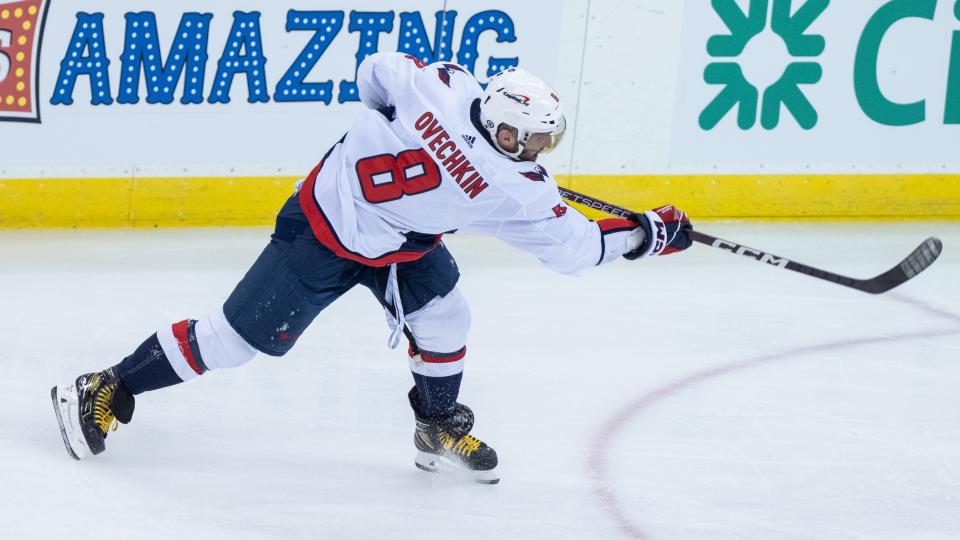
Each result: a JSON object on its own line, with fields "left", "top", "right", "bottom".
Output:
{"left": 2, "top": 173, "right": 960, "bottom": 227}
{"left": 1, "top": 1, "right": 959, "bottom": 226}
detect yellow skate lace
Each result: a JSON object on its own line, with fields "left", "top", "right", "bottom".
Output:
{"left": 439, "top": 432, "right": 482, "bottom": 457}
{"left": 92, "top": 380, "right": 119, "bottom": 434}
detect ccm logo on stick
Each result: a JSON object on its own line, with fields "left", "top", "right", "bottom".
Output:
{"left": 713, "top": 240, "right": 790, "bottom": 268}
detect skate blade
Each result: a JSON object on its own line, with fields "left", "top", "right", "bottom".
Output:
{"left": 415, "top": 450, "right": 499, "bottom": 485}
{"left": 50, "top": 385, "right": 91, "bottom": 460}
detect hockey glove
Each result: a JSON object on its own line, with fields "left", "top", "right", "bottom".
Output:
{"left": 623, "top": 205, "right": 693, "bottom": 260}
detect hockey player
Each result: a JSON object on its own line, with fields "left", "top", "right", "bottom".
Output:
{"left": 51, "top": 52, "right": 692, "bottom": 484}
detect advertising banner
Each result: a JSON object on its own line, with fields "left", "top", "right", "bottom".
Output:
{"left": 0, "top": 1, "right": 569, "bottom": 177}
{"left": 672, "top": 0, "right": 960, "bottom": 169}
{"left": 1, "top": 1, "right": 957, "bottom": 225}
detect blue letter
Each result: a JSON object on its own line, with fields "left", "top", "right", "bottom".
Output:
{"left": 208, "top": 11, "right": 269, "bottom": 104}
{"left": 275, "top": 11, "right": 344, "bottom": 104}
{"left": 51, "top": 13, "right": 112, "bottom": 105}
{"left": 397, "top": 11, "right": 457, "bottom": 64}
{"left": 338, "top": 11, "right": 394, "bottom": 103}
{"left": 457, "top": 11, "right": 518, "bottom": 80}
{"left": 117, "top": 12, "right": 212, "bottom": 105}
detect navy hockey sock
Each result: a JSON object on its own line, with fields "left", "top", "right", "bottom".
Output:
{"left": 411, "top": 371, "right": 462, "bottom": 419}
{"left": 114, "top": 333, "right": 183, "bottom": 395}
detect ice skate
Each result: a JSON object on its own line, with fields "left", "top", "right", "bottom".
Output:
{"left": 408, "top": 387, "right": 499, "bottom": 484}
{"left": 51, "top": 368, "right": 134, "bottom": 460}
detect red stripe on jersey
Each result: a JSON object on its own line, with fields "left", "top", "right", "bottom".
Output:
{"left": 298, "top": 159, "right": 441, "bottom": 267}
{"left": 172, "top": 320, "right": 204, "bottom": 376}
{"left": 597, "top": 218, "right": 636, "bottom": 234}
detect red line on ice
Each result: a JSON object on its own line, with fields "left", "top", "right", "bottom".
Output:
{"left": 589, "top": 296, "right": 960, "bottom": 539}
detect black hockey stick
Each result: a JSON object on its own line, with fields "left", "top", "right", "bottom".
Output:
{"left": 557, "top": 187, "right": 943, "bottom": 295}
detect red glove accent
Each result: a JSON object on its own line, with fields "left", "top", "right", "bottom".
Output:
{"left": 648, "top": 205, "right": 693, "bottom": 256}
{"left": 624, "top": 205, "right": 693, "bottom": 259}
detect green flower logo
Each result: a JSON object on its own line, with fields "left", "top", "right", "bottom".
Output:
{"left": 700, "top": 0, "right": 829, "bottom": 130}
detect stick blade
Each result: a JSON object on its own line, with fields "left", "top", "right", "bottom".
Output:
{"left": 901, "top": 237, "right": 943, "bottom": 279}
{"left": 856, "top": 237, "right": 943, "bottom": 294}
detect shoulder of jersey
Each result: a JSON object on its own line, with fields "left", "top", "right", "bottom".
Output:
{"left": 412, "top": 59, "right": 482, "bottom": 104}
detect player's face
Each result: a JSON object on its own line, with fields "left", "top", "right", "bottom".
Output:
{"left": 519, "top": 132, "right": 554, "bottom": 162}
{"left": 496, "top": 125, "right": 565, "bottom": 162}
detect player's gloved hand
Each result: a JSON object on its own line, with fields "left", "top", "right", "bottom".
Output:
{"left": 623, "top": 205, "right": 693, "bottom": 260}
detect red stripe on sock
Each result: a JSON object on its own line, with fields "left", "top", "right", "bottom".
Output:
{"left": 172, "top": 320, "right": 203, "bottom": 376}
{"left": 408, "top": 344, "right": 467, "bottom": 363}
{"left": 419, "top": 347, "right": 467, "bottom": 364}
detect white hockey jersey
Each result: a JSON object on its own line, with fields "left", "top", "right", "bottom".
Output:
{"left": 298, "top": 52, "right": 640, "bottom": 275}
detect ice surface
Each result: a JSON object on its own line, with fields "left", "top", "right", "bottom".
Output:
{"left": 1, "top": 223, "right": 959, "bottom": 539}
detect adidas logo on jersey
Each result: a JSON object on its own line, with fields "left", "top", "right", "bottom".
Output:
{"left": 461, "top": 134, "right": 476, "bottom": 148}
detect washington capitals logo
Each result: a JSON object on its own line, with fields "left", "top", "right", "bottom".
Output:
{"left": 520, "top": 165, "right": 549, "bottom": 182}
{"left": 437, "top": 63, "right": 467, "bottom": 88}
{"left": 502, "top": 91, "right": 530, "bottom": 106}
{"left": 403, "top": 54, "right": 427, "bottom": 69}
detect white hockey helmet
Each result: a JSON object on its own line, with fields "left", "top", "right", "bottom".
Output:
{"left": 479, "top": 67, "right": 567, "bottom": 159}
